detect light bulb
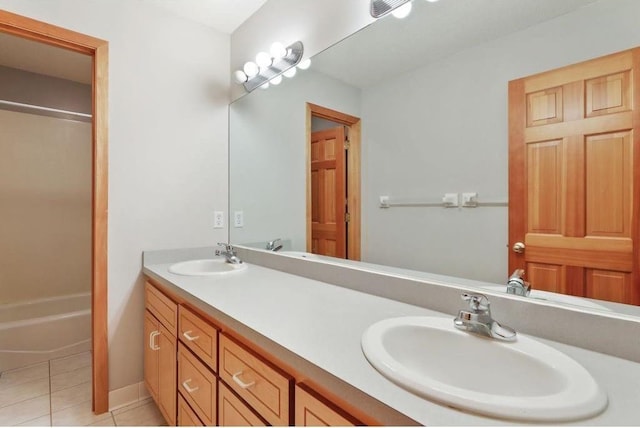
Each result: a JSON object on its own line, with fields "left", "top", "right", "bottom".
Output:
{"left": 255, "top": 51, "right": 272, "bottom": 68}
{"left": 270, "top": 42, "right": 287, "bottom": 61}
{"left": 297, "top": 58, "right": 311, "bottom": 70}
{"left": 260, "top": 82, "right": 270, "bottom": 90}
{"left": 243, "top": 61, "right": 259, "bottom": 78}
{"left": 232, "top": 70, "right": 248, "bottom": 84}
{"left": 271, "top": 75, "right": 283, "bottom": 85}
{"left": 392, "top": 2, "right": 412, "bottom": 18}
{"left": 283, "top": 67, "right": 297, "bottom": 78}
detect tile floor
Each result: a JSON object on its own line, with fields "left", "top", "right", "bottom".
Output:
{"left": 0, "top": 352, "right": 166, "bottom": 426}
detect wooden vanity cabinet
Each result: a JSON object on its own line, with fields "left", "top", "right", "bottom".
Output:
{"left": 144, "top": 282, "right": 178, "bottom": 425}
{"left": 144, "top": 279, "right": 366, "bottom": 427}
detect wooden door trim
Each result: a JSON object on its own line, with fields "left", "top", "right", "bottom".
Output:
{"left": 306, "top": 103, "right": 361, "bottom": 260}
{"left": 0, "top": 10, "right": 110, "bottom": 413}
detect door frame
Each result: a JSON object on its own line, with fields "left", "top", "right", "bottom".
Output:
{"left": 306, "top": 103, "right": 361, "bottom": 260}
{"left": 0, "top": 10, "right": 110, "bottom": 413}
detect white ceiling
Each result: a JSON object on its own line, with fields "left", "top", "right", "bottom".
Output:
{"left": 142, "top": 0, "right": 269, "bottom": 34}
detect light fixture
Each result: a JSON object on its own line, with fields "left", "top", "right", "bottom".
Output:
{"left": 297, "top": 58, "right": 311, "bottom": 70}
{"left": 370, "top": 0, "right": 412, "bottom": 18}
{"left": 283, "top": 67, "right": 297, "bottom": 78}
{"left": 233, "top": 40, "right": 304, "bottom": 92}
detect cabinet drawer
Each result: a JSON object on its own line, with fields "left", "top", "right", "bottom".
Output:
{"left": 178, "top": 393, "right": 204, "bottom": 427}
{"left": 177, "top": 343, "right": 217, "bottom": 426}
{"left": 218, "top": 381, "right": 266, "bottom": 426}
{"left": 145, "top": 281, "right": 178, "bottom": 334}
{"left": 295, "top": 384, "right": 359, "bottom": 426}
{"left": 179, "top": 305, "right": 218, "bottom": 372}
{"left": 219, "top": 334, "right": 292, "bottom": 426}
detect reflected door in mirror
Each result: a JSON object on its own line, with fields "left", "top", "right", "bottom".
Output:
{"left": 509, "top": 47, "right": 640, "bottom": 305}
{"left": 310, "top": 126, "right": 347, "bottom": 258}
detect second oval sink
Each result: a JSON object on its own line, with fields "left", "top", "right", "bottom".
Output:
{"left": 361, "top": 316, "right": 607, "bottom": 422}
{"left": 168, "top": 259, "right": 247, "bottom": 276}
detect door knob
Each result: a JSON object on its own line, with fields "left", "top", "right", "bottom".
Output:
{"left": 512, "top": 242, "right": 525, "bottom": 254}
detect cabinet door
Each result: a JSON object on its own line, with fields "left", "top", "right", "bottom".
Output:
{"left": 178, "top": 394, "right": 204, "bottom": 426}
{"left": 218, "top": 382, "right": 266, "bottom": 426}
{"left": 144, "top": 311, "right": 159, "bottom": 401}
{"left": 295, "top": 384, "right": 358, "bottom": 426}
{"left": 158, "top": 323, "right": 177, "bottom": 426}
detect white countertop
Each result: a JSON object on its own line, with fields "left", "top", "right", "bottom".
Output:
{"left": 143, "top": 258, "right": 640, "bottom": 426}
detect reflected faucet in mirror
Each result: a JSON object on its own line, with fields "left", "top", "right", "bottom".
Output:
{"left": 266, "top": 238, "right": 283, "bottom": 252}
{"left": 507, "top": 269, "right": 531, "bottom": 297}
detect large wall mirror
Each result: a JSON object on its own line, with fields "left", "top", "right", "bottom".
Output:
{"left": 230, "top": 0, "right": 640, "bottom": 318}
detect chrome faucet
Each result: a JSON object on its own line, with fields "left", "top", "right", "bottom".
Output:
{"left": 265, "top": 238, "right": 283, "bottom": 252}
{"left": 215, "top": 242, "right": 243, "bottom": 264}
{"left": 454, "top": 293, "right": 516, "bottom": 341}
{"left": 507, "top": 269, "right": 531, "bottom": 297}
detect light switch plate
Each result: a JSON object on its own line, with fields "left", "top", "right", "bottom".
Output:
{"left": 462, "top": 192, "right": 478, "bottom": 207}
{"left": 442, "top": 193, "right": 459, "bottom": 208}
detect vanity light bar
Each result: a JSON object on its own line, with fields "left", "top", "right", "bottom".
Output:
{"left": 242, "top": 41, "right": 304, "bottom": 92}
{"left": 370, "top": 0, "right": 412, "bottom": 18}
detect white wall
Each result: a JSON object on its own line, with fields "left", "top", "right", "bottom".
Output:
{"left": 0, "top": 110, "right": 91, "bottom": 304}
{"left": 362, "top": 0, "right": 640, "bottom": 283}
{"left": 230, "top": 0, "right": 374, "bottom": 101}
{"left": 0, "top": 0, "right": 230, "bottom": 391}
{"left": 230, "top": 70, "right": 361, "bottom": 250}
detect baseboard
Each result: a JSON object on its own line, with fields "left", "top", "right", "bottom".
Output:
{"left": 108, "top": 381, "right": 151, "bottom": 411}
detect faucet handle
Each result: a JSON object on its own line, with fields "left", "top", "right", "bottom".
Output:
{"left": 217, "top": 242, "right": 233, "bottom": 251}
{"left": 461, "top": 293, "right": 490, "bottom": 313}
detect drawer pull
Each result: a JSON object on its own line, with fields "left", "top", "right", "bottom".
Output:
{"left": 182, "top": 330, "right": 200, "bottom": 341}
{"left": 149, "top": 331, "right": 160, "bottom": 351}
{"left": 182, "top": 379, "right": 199, "bottom": 394}
{"left": 232, "top": 371, "right": 255, "bottom": 389}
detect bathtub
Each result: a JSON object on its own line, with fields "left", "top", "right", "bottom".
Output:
{"left": 0, "top": 292, "right": 91, "bottom": 372}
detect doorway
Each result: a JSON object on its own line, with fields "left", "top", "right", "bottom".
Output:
{"left": 0, "top": 11, "right": 109, "bottom": 413}
{"left": 306, "top": 103, "right": 361, "bottom": 260}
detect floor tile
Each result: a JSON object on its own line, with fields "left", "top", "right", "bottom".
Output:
{"left": 0, "top": 363, "right": 49, "bottom": 388}
{"left": 111, "top": 397, "right": 153, "bottom": 416}
{"left": 51, "top": 400, "right": 112, "bottom": 427}
{"left": 50, "top": 366, "right": 91, "bottom": 393}
{"left": 112, "top": 401, "right": 167, "bottom": 426}
{"left": 0, "top": 377, "right": 49, "bottom": 409}
{"left": 17, "top": 414, "right": 51, "bottom": 426}
{"left": 49, "top": 352, "right": 91, "bottom": 377}
{"left": 0, "top": 395, "right": 50, "bottom": 426}
{"left": 88, "top": 414, "right": 115, "bottom": 426}
{"left": 51, "top": 381, "right": 91, "bottom": 412}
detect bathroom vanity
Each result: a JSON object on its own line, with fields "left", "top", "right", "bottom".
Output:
{"left": 142, "top": 247, "right": 640, "bottom": 426}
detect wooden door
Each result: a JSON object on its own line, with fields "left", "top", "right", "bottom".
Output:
{"left": 143, "top": 311, "right": 159, "bottom": 402}
{"left": 311, "top": 127, "right": 347, "bottom": 258}
{"left": 509, "top": 48, "right": 640, "bottom": 305}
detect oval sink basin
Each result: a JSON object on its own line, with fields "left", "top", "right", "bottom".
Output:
{"left": 361, "top": 316, "right": 607, "bottom": 422}
{"left": 168, "top": 259, "right": 247, "bottom": 276}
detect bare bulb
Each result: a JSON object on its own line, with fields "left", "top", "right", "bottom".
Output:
{"left": 243, "top": 61, "right": 259, "bottom": 78}
{"left": 392, "top": 2, "right": 412, "bottom": 18}
{"left": 297, "top": 58, "right": 311, "bottom": 70}
{"left": 233, "top": 70, "right": 248, "bottom": 84}
{"left": 256, "top": 52, "right": 272, "bottom": 68}
{"left": 270, "top": 42, "right": 287, "bottom": 61}
{"left": 283, "top": 67, "right": 297, "bottom": 78}
{"left": 271, "top": 75, "right": 283, "bottom": 85}
{"left": 260, "top": 82, "right": 270, "bottom": 90}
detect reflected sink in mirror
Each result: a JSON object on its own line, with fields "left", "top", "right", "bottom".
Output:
{"left": 361, "top": 316, "right": 607, "bottom": 422}
{"left": 480, "top": 285, "right": 611, "bottom": 312}
{"left": 168, "top": 259, "right": 247, "bottom": 276}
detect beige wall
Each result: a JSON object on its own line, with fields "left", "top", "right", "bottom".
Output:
{"left": 0, "top": 109, "right": 91, "bottom": 304}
